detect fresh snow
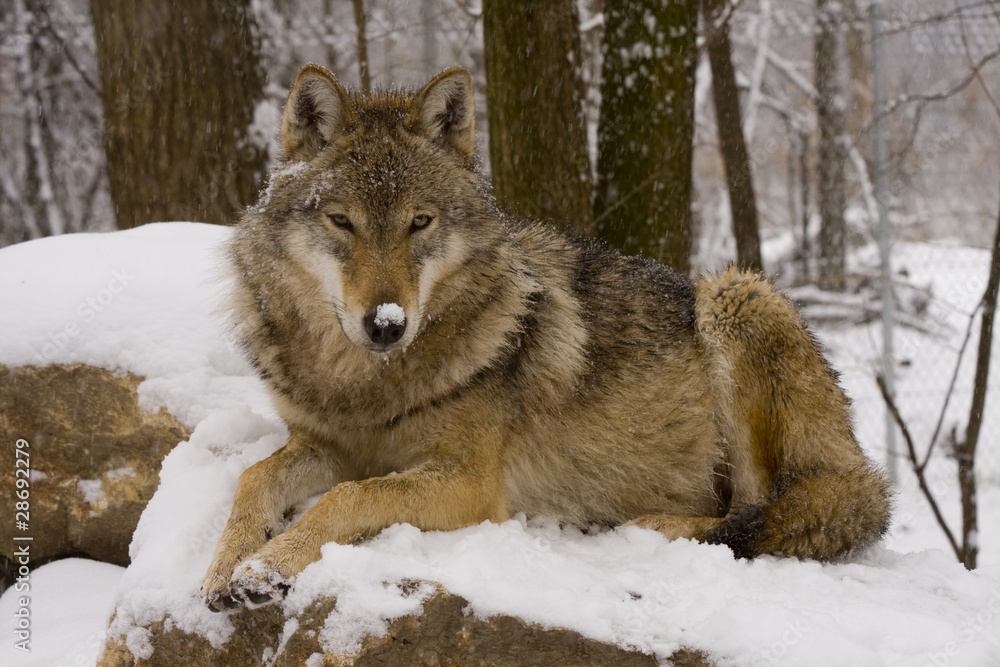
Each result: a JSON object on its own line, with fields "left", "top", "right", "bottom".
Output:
{"left": 374, "top": 302, "right": 405, "bottom": 327}
{"left": 0, "top": 559, "right": 124, "bottom": 667}
{"left": 1, "top": 222, "right": 999, "bottom": 666}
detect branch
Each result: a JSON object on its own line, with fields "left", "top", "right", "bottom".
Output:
{"left": 880, "top": 46, "right": 1000, "bottom": 119}
{"left": 921, "top": 300, "right": 982, "bottom": 471}
{"left": 880, "top": 0, "right": 1000, "bottom": 37}
{"left": 956, "top": 0, "right": 1000, "bottom": 122}
{"left": 743, "top": 0, "right": 772, "bottom": 143}
{"left": 876, "top": 375, "right": 963, "bottom": 561}
{"left": 35, "top": 8, "right": 99, "bottom": 94}
{"left": 699, "top": 0, "right": 747, "bottom": 45}
{"left": 765, "top": 49, "right": 818, "bottom": 102}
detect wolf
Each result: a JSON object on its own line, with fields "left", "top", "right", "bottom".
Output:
{"left": 201, "top": 64, "right": 892, "bottom": 611}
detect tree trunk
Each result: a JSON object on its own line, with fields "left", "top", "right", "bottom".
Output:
{"left": 351, "top": 0, "right": 371, "bottom": 92}
{"left": 703, "top": 0, "right": 763, "bottom": 273}
{"left": 814, "top": 0, "right": 847, "bottom": 289}
{"left": 483, "top": 0, "right": 593, "bottom": 230}
{"left": 956, "top": 186, "right": 1000, "bottom": 570}
{"left": 90, "top": 0, "right": 266, "bottom": 229}
{"left": 842, "top": 0, "right": 873, "bottom": 163}
{"left": 595, "top": 0, "right": 698, "bottom": 273}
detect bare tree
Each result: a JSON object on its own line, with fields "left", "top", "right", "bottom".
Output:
{"left": 2, "top": 0, "right": 105, "bottom": 245}
{"left": 878, "top": 192, "right": 999, "bottom": 571}
{"left": 702, "top": 0, "right": 763, "bottom": 273}
{"left": 483, "top": 0, "right": 592, "bottom": 229}
{"left": 351, "top": 0, "right": 371, "bottom": 92}
{"left": 814, "top": 0, "right": 848, "bottom": 289}
{"left": 596, "top": 0, "right": 699, "bottom": 272}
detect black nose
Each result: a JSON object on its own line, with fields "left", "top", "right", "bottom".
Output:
{"left": 363, "top": 309, "right": 406, "bottom": 347}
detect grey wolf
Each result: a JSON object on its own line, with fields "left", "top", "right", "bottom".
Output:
{"left": 201, "top": 65, "right": 892, "bottom": 611}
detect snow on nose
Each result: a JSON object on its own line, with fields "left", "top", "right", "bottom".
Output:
{"left": 374, "top": 302, "right": 406, "bottom": 328}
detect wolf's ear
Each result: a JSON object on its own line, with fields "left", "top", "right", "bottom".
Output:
{"left": 281, "top": 64, "right": 354, "bottom": 161}
{"left": 412, "top": 67, "right": 475, "bottom": 159}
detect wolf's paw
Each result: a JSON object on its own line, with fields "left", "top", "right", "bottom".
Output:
{"left": 626, "top": 514, "right": 725, "bottom": 541}
{"left": 228, "top": 556, "right": 292, "bottom": 607}
{"left": 203, "top": 557, "right": 247, "bottom": 612}
{"left": 203, "top": 583, "right": 241, "bottom": 613}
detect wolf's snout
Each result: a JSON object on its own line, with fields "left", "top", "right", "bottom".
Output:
{"left": 364, "top": 304, "right": 406, "bottom": 348}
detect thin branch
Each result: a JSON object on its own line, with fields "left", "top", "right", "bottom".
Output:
{"left": 921, "top": 301, "right": 982, "bottom": 471}
{"left": 957, "top": 0, "right": 1000, "bottom": 122}
{"left": 743, "top": 0, "right": 771, "bottom": 143}
{"left": 876, "top": 374, "right": 963, "bottom": 561}
{"left": 880, "top": 0, "right": 1000, "bottom": 37}
{"left": 35, "top": 8, "right": 99, "bottom": 94}
{"left": 766, "top": 49, "right": 818, "bottom": 102}
{"left": 880, "top": 47, "right": 1000, "bottom": 118}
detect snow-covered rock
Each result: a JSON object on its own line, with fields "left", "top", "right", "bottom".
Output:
{"left": 0, "top": 363, "right": 189, "bottom": 567}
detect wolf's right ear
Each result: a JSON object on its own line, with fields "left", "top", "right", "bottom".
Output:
{"left": 281, "top": 65, "right": 354, "bottom": 162}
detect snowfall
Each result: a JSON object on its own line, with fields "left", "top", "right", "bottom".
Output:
{"left": 1, "top": 222, "right": 999, "bottom": 667}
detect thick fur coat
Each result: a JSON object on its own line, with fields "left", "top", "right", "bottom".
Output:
{"left": 202, "top": 66, "right": 892, "bottom": 611}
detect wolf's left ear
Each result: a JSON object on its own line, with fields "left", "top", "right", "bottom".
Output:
{"left": 412, "top": 67, "right": 475, "bottom": 159}
{"left": 281, "top": 64, "right": 354, "bottom": 162}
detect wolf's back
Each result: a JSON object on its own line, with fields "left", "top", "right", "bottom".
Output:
{"left": 694, "top": 268, "right": 892, "bottom": 560}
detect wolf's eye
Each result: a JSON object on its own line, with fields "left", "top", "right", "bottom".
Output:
{"left": 327, "top": 213, "right": 353, "bottom": 232}
{"left": 411, "top": 214, "right": 434, "bottom": 233}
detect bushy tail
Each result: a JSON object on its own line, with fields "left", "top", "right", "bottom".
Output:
{"left": 694, "top": 268, "right": 892, "bottom": 560}
{"left": 702, "top": 464, "right": 892, "bottom": 560}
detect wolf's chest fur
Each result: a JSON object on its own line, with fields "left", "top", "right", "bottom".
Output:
{"left": 230, "top": 215, "right": 723, "bottom": 524}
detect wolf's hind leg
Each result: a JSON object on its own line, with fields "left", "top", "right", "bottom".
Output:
{"left": 695, "top": 268, "right": 892, "bottom": 560}
{"left": 626, "top": 515, "right": 724, "bottom": 541}
{"left": 202, "top": 430, "right": 347, "bottom": 611}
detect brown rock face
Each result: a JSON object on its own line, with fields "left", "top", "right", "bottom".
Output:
{"left": 97, "top": 585, "right": 713, "bottom": 666}
{"left": 0, "top": 364, "right": 190, "bottom": 575}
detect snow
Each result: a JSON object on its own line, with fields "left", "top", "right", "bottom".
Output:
{"left": 1, "top": 223, "right": 999, "bottom": 665}
{"left": 373, "top": 302, "right": 405, "bottom": 327}
{"left": 76, "top": 479, "right": 105, "bottom": 507}
{"left": 0, "top": 559, "right": 124, "bottom": 667}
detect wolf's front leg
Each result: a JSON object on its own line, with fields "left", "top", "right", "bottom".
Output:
{"left": 227, "top": 458, "right": 508, "bottom": 606}
{"left": 202, "top": 430, "right": 347, "bottom": 611}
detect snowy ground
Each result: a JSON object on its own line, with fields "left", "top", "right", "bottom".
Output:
{"left": 1, "top": 223, "right": 999, "bottom": 666}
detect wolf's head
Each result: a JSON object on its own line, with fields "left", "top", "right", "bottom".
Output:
{"left": 257, "top": 65, "right": 498, "bottom": 354}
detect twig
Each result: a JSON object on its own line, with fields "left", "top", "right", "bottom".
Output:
{"left": 921, "top": 301, "right": 982, "bottom": 471}
{"left": 36, "top": 11, "right": 99, "bottom": 94}
{"left": 876, "top": 374, "right": 962, "bottom": 561}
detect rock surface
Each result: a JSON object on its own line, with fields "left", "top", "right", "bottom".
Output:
{"left": 0, "top": 364, "right": 190, "bottom": 571}
{"left": 97, "top": 585, "right": 713, "bottom": 666}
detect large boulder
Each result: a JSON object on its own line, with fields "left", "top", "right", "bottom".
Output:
{"left": 97, "top": 584, "right": 711, "bottom": 666}
{"left": 0, "top": 364, "right": 190, "bottom": 571}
